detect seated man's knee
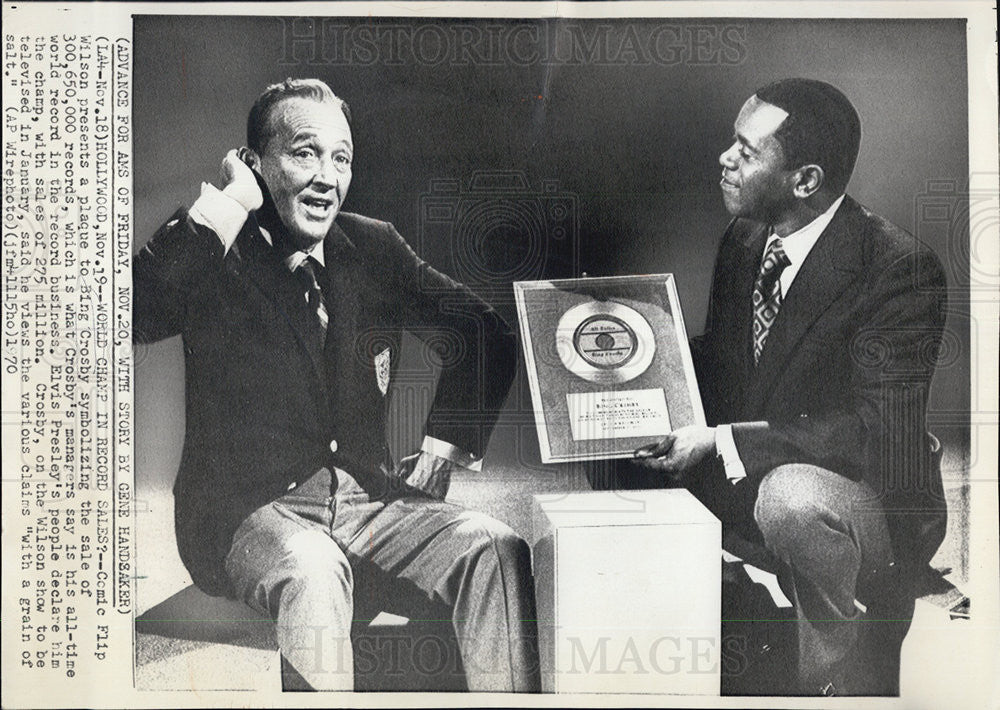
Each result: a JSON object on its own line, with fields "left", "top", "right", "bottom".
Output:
{"left": 456, "top": 513, "right": 530, "bottom": 569}
{"left": 283, "top": 530, "right": 353, "bottom": 586}
{"left": 250, "top": 530, "right": 353, "bottom": 612}
{"left": 753, "top": 464, "right": 830, "bottom": 545}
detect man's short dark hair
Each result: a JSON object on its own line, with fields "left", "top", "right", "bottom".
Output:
{"left": 247, "top": 78, "right": 352, "bottom": 155}
{"left": 755, "top": 78, "right": 861, "bottom": 195}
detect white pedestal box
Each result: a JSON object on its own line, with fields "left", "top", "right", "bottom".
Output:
{"left": 531, "top": 489, "right": 721, "bottom": 695}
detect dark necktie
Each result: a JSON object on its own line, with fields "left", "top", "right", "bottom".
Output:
{"left": 751, "top": 237, "right": 791, "bottom": 365}
{"left": 293, "top": 256, "right": 329, "bottom": 342}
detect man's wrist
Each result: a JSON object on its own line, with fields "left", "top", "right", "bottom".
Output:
{"left": 420, "top": 436, "right": 481, "bottom": 472}
{"left": 189, "top": 183, "right": 250, "bottom": 252}
{"left": 222, "top": 181, "right": 263, "bottom": 213}
{"left": 715, "top": 424, "right": 748, "bottom": 483}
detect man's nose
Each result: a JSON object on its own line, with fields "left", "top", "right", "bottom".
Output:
{"left": 312, "top": 156, "right": 340, "bottom": 190}
{"left": 719, "top": 143, "right": 739, "bottom": 169}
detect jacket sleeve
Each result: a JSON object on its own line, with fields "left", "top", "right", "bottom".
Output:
{"left": 689, "top": 218, "right": 742, "bottom": 425}
{"left": 730, "top": 247, "right": 948, "bottom": 488}
{"left": 375, "top": 223, "right": 518, "bottom": 460}
{"left": 132, "top": 209, "right": 227, "bottom": 344}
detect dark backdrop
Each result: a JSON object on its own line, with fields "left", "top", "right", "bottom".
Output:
{"left": 134, "top": 16, "right": 970, "bottom": 489}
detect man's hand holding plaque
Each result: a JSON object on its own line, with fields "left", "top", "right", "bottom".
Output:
{"left": 634, "top": 425, "right": 718, "bottom": 479}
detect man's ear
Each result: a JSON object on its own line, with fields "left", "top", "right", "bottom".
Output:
{"left": 237, "top": 146, "right": 261, "bottom": 172}
{"left": 792, "top": 164, "right": 824, "bottom": 199}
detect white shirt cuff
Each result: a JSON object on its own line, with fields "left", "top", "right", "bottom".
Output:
{"left": 188, "top": 182, "right": 249, "bottom": 253}
{"left": 715, "top": 424, "right": 747, "bottom": 484}
{"left": 420, "top": 436, "right": 482, "bottom": 472}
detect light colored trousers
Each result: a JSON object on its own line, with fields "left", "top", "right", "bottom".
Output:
{"left": 224, "top": 466, "right": 541, "bottom": 692}
{"left": 752, "top": 464, "right": 895, "bottom": 694}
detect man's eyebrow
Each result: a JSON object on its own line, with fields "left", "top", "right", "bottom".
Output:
{"left": 735, "top": 131, "right": 759, "bottom": 153}
{"left": 289, "top": 131, "right": 352, "bottom": 151}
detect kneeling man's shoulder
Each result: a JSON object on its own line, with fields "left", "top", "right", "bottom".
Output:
{"left": 851, "top": 199, "right": 945, "bottom": 278}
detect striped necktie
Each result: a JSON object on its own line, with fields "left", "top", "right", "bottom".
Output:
{"left": 293, "top": 256, "right": 329, "bottom": 339}
{"left": 751, "top": 237, "right": 791, "bottom": 365}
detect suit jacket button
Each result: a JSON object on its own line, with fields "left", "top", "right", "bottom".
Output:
{"left": 329, "top": 439, "right": 338, "bottom": 453}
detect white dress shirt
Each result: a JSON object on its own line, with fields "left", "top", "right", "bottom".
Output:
{"left": 716, "top": 195, "right": 846, "bottom": 483}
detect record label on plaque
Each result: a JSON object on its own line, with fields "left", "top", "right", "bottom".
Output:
{"left": 556, "top": 301, "right": 656, "bottom": 385}
{"left": 575, "top": 315, "right": 637, "bottom": 368}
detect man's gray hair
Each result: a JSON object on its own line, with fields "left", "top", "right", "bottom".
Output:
{"left": 247, "top": 78, "right": 352, "bottom": 154}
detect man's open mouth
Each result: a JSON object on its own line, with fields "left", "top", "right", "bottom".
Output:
{"left": 301, "top": 195, "right": 335, "bottom": 216}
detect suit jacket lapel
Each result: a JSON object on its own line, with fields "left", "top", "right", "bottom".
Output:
{"left": 748, "top": 197, "right": 865, "bottom": 412}
{"left": 734, "top": 223, "right": 769, "bottom": 409}
{"left": 235, "top": 217, "right": 328, "bottom": 381}
{"left": 319, "top": 219, "right": 357, "bottom": 357}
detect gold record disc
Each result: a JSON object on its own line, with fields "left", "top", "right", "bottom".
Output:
{"left": 555, "top": 300, "right": 656, "bottom": 384}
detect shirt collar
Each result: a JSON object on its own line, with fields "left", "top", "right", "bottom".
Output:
{"left": 259, "top": 226, "right": 327, "bottom": 270}
{"left": 285, "top": 241, "right": 326, "bottom": 271}
{"left": 766, "top": 194, "right": 845, "bottom": 268}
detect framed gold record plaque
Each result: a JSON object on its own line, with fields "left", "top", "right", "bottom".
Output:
{"left": 514, "top": 275, "right": 705, "bottom": 463}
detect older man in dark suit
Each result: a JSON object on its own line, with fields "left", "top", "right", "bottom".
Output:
{"left": 133, "top": 78, "right": 539, "bottom": 692}
{"left": 635, "top": 78, "right": 948, "bottom": 695}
